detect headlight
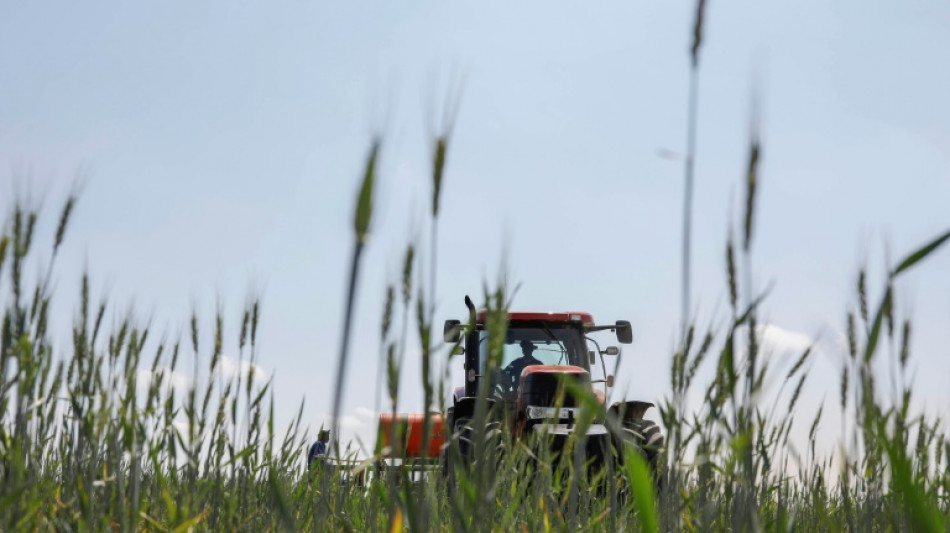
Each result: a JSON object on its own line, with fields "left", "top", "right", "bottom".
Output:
{"left": 525, "top": 406, "right": 580, "bottom": 420}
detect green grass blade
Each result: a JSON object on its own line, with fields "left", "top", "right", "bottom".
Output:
{"left": 623, "top": 448, "right": 659, "bottom": 533}
{"left": 891, "top": 228, "right": 950, "bottom": 277}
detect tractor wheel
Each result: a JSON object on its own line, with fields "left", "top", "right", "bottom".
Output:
{"left": 482, "top": 428, "right": 506, "bottom": 463}
{"left": 453, "top": 417, "right": 476, "bottom": 459}
{"left": 442, "top": 417, "right": 475, "bottom": 483}
{"left": 442, "top": 418, "right": 506, "bottom": 480}
{"left": 619, "top": 419, "right": 664, "bottom": 475}
{"left": 612, "top": 422, "right": 663, "bottom": 508}
{"left": 442, "top": 416, "right": 471, "bottom": 495}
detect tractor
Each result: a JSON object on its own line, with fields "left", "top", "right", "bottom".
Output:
{"left": 377, "top": 296, "right": 663, "bottom": 480}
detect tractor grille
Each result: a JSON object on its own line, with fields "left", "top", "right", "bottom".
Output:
{"left": 520, "top": 371, "right": 591, "bottom": 408}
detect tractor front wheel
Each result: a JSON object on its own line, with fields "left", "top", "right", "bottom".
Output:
{"left": 619, "top": 419, "right": 664, "bottom": 475}
{"left": 442, "top": 417, "right": 506, "bottom": 481}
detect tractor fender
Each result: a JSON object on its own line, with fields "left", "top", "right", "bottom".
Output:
{"left": 608, "top": 400, "right": 655, "bottom": 422}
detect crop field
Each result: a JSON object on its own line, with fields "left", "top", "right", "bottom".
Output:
{"left": 2, "top": 3, "right": 950, "bottom": 533}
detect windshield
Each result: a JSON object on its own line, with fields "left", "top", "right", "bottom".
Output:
{"left": 478, "top": 325, "right": 587, "bottom": 400}
{"left": 479, "top": 326, "right": 587, "bottom": 370}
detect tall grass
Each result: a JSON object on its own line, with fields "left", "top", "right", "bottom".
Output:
{"left": 680, "top": 0, "right": 707, "bottom": 338}
{"left": 2, "top": 4, "right": 950, "bottom": 532}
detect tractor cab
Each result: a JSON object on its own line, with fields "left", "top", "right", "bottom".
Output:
{"left": 476, "top": 316, "right": 592, "bottom": 402}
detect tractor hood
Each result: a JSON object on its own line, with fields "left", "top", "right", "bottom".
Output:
{"left": 518, "top": 365, "right": 591, "bottom": 412}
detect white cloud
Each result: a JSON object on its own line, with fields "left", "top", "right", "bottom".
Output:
{"left": 754, "top": 324, "right": 814, "bottom": 354}
{"left": 317, "top": 407, "right": 377, "bottom": 431}
{"left": 134, "top": 357, "right": 268, "bottom": 394}
{"left": 137, "top": 366, "right": 191, "bottom": 391}
{"left": 336, "top": 415, "right": 364, "bottom": 430}
{"left": 310, "top": 406, "right": 381, "bottom": 458}
{"left": 353, "top": 406, "right": 377, "bottom": 420}
{"left": 171, "top": 420, "right": 191, "bottom": 443}
{"left": 172, "top": 419, "right": 190, "bottom": 433}
{"left": 215, "top": 355, "right": 269, "bottom": 384}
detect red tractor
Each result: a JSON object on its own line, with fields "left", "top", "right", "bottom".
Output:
{"left": 378, "top": 297, "right": 663, "bottom": 477}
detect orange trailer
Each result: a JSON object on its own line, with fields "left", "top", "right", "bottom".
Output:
{"left": 377, "top": 413, "right": 446, "bottom": 458}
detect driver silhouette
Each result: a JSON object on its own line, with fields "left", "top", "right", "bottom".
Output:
{"left": 505, "top": 340, "right": 544, "bottom": 384}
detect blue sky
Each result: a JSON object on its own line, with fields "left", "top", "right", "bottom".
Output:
{"left": 1, "top": 1, "right": 948, "bottom": 455}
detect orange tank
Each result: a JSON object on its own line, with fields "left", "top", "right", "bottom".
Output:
{"left": 377, "top": 413, "right": 445, "bottom": 458}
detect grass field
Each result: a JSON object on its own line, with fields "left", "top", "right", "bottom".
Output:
{"left": 2, "top": 3, "right": 950, "bottom": 531}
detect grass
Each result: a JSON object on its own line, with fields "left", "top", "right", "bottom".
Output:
{"left": 2, "top": 4, "right": 950, "bottom": 531}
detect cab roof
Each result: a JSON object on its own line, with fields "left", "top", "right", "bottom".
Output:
{"left": 475, "top": 311, "right": 595, "bottom": 326}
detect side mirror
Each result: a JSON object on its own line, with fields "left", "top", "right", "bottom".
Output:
{"left": 603, "top": 346, "right": 620, "bottom": 356}
{"left": 588, "top": 350, "right": 596, "bottom": 365}
{"left": 615, "top": 320, "right": 633, "bottom": 344}
{"left": 606, "top": 375, "right": 614, "bottom": 388}
{"left": 443, "top": 319, "right": 461, "bottom": 344}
